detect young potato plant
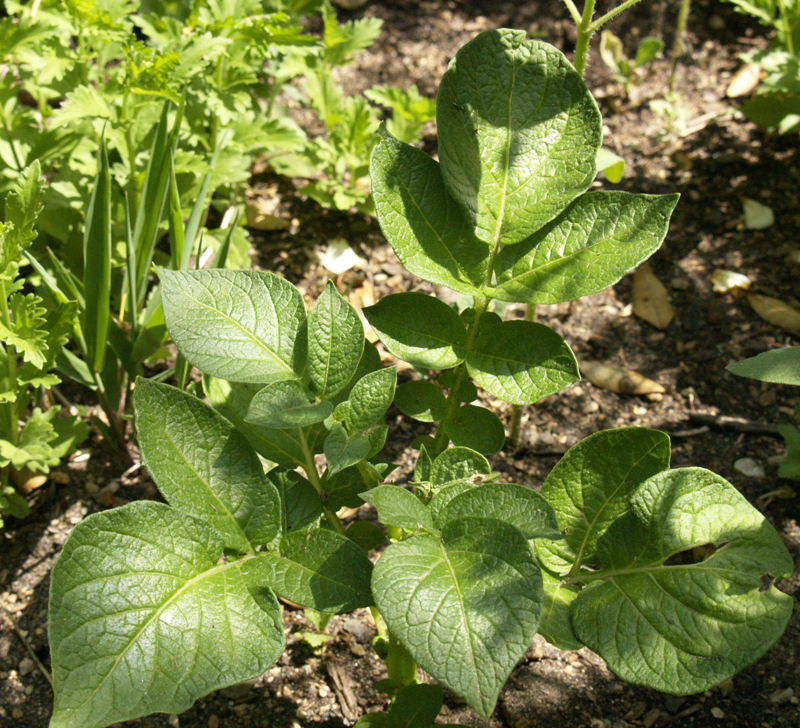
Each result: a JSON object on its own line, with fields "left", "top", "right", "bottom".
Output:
{"left": 47, "top": 30, "right": 794, "bottom": 728}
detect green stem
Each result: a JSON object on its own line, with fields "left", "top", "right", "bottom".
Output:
{"left": 369, "top": 606, "right": 389, "bottom": 640}
{"left": 573, "top": 0, "right": 597, "bottom": 77}
{"left": 0, "top": 278, "right": 17, "bottom": 491}
{"left": 507, "top": 303, "right": 537, "bottom": 450}
{"left": 386, "top": 630, "right": 417, "bottom": 687}
{"left": 298, "top": 427, "right": 347, "bottom": 535}
{"left": 589, "top": 0, "right": 648, "bottom": 32}
{"left": 561, "top": 0, "right": 584, "bottom": 25}
{"left": 91, "top": 368, "right": 130, "bottom": 462}
{"left": 669, "top": 0, "right": 691, "bottom": 91}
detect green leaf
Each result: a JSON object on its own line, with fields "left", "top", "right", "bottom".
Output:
{"left": 596, "top": 148, "right": 625, "bottom": 183}
{"left": 259, "top": 527, "right": 374, "bottom": 612}
{"left": 537, "top": 427, "right": 671, "bottom": 574}
{"left": 353, "top": 683, "right": 448, "bottom": 728}
{"left": 133, "top": 379, "right": 281, "bottom": 552}
{"left": 0, "top": 406, "right": 63, "bottom": 471}
{"left": 370, "top": 129, "right": 489, "bottom": 295}
{"left": 538, "top": 568, "right": 583, "bottom": 651}
{"left": 82, "top": 139, "right": 112, "bottom": 374}
{"left": 307, "top": 281, "right": 365, "bottom": 399}
{"left": 436, "top": 29, "right": 602, "bottom": 245}
{"left": 465, "top": 319, "right": 579, "bottom": 405}
{"left": 570, "top": 468, "right": 794, "bottom": 693}
{"left": 394, "top": 380, "right": 447, "bottom": 422}
{"left": 324, "top": 424, "right": 371, "bottom": 475}
{"left": 438, "top": 482, "right": 561, "bottom": 540}
{"left": 373, "top": 517, "right": 543, "bottom": 718}
{"left": 634, "top": 37, "right": 663, "bottom": 68}
{"left": 430, "top": 446, "right": 490, "bottom": 484}
{"left": 428, "top": 480, "right": 477, "bottom": 525}
{"left": 346, "top": 520, "right": 387, "bottom": 551}
{"left": 727, "top": 347, "right": 800, "bottom": 385}
{"left": 341, "top": 366, "right": 397, "bottom": 433}
{"left": 361, "top": 485, "right": 436, "bottom": 532}
{"left": 443, "top": 404, "right": 505, "bottom": 456}
{"left": 268, "top": 469, "right": 323, "bottom": 534}
{"left": 2, "top": 159, "right": 43, "bottom": 264}
{"left": 365, "top": 293, "right": 466, "bottom": 370}
{"left": 488, "top": 192, "right": 680, "bottom": 304}
{"left": 49, "top": 502, "right": 284, "bottom": 728}
{"left": 246, "top": 379, "right": 332, "bottom": 429}
{"left": 161, "top": 269, "right": 308, "bottom": 384}
{"left": 366, "top": 424, "right": 389, "bottom": 458}
{"left": 205, "top": 377, "right": 326, "bottom": 468}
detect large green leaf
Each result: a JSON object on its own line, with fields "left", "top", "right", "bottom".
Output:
{"left": 370, "top": 129, "right": 490, "bottom": 295}
{"left": 258, "top": 528, "right": 374, "bottom": 612}
{"left": 49, "top": 502, "right": 284, "bottom": 728}
{"left": 306, "top": 281, "right": 364, "bottom": 399}
{"left": 134, "top": 380, "right": 281, "bottom": 552}
{"left": 161, "top": 269, "right": 307, "bottom": 384}
{"left": 465, "top": 319, "right": 579, "bottom": 405}
{"left": 364, "top": 292, "right": 466, "bottom": 370}
{"left": 727, "top": 347, "right": 800, "bottom": 385}
{"left": 537, "top": 428, "right": 671, "bottom": 574}
{"left": 430, "top": 446, "right": 490, "bottom": 484}
{"left": 570, "top": 468, "right": 794, "bottom": 693}
{"left": 373, "top": 517, "right": 542, "bottom": 718}
{"left": 437, "top": 29, "right": 602, "bottom": 246}
{"left": 488, "top": 192, "right": 680, "bottom": 304}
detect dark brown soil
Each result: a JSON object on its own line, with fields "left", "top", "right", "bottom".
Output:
{"left": 2, "top": 1, "right": 799, "bottom": 727}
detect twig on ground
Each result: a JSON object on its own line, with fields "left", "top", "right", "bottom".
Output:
{"left": 0, "top": 601, "right": 53, "bottom": 687}
{"left": 687, "top": 412, "right": 780, "bottom": 436}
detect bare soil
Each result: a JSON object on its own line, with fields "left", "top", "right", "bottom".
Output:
{"left": 2, "top": 1, "right": 799, "bottom": 727}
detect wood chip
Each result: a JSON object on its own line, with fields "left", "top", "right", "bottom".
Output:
{"left": 325, "top": 657, "right": 360, "bottom": 721}
{"left": 632, "top": 263, "right": 675, "bottom": 329}
{"left": 726, "top": 62, "right": 761, "bottom": 97}
{"left": 748, "top": 293, "right": 800, "bottom": 334}
{"left": 580, "top": 361, "right": 665, "bottom": 395}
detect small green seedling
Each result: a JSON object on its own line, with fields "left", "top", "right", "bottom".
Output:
{"left": 47, "top": 30, "right": 793, "bottom": 728}
{"left": 600, "top": 31, "right": 663, "bottom": 94}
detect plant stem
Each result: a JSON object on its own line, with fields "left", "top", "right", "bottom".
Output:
{"left": 298, "top": 427, "right": 347, "bottom": 535}
{"left": 669, "top": 0, "right": 691, "bottom": 91}
{"left": 589, "top": 0, "right": 648, "bottom": 32}
{"left": 573, "top": 0, "right": 597, "bottom": 77}
{"left": 0, "top": 277, "right": 17, "bottom": 493}
{"left": 91, "top": 368, "right": 130, "bottom": 462}
{"left": 507, "top": 303, "right": 537, "bottom": 450}
{"left": 386, "top": 630, "right": 417, "bottom": 687}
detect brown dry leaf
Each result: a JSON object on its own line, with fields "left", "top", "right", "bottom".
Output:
{"left": 580, "top": 360, "right": 666, "bottom": 395}
{"left": 245, "top": 188, "right": 290, "bottom": 231}
{"left": 349, "top": 283, "right": 379, "bottom": 343}
{"left": 632, "top": 263, "right": 675, "bottom": 329}
{"left": 726, "top": 63, "right": 761, "bottom": 98}
{"left": 748, "top": 293, "right": 800, "bottom": 334}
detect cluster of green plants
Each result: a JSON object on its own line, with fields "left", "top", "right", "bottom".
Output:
{"left": 599, "top": 30, "right": 663, "bottom": 94}
{"left": 46, "top": 29, "right": 793, "bottom": 728}
{"left": 723, "top": 0, "right": 800, "bottom": 132}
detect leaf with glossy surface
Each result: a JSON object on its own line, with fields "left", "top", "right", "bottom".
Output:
{"left": 246, "top": 380, "right": 332, "bottom": 429}
{"left": 537, "top": 428, "right": 671, "bottom": 574}
{"left": 259, "top": 528, "right": 374, "bottom": 612}
{"left": 49, "top": 502, "right": 284, "bottom": 728}
{"left": 373, "top": 517, "right": 542, "bottom": 718}
{"left": 488, "top": 192, "right": 680, "bottom": 304}
{"left": 133, "top": 379, "right": 281, "bottom": 551}
{"left": 465, "top": 320, "right": 579, "bottom": 405}
{"left": 343, "top": 366, "right": 397, "bottom": 433}
{"left": 437, "top": 29, "right": 602, "bottom": 245}
{"left": 430, "top": 446, "right": 490, "bottom": 485}
{"left": 361, "top": 485, "right": 436, "bottom": 532}
{"left": 443, "top": 404, "right": 505, "bottom": 456}
{"left": 370, "top": 129, "right": 490, "bottom": 295}
{"left": 161, "top": 269, "right": 307, "bottom": 384}
{"left": 365, "top": 293, "right": 467, "bottom": 370}
{"left": 571, "top": 468, "right": 794, "bottom": 693}
{"left": 307, "top": 281, "right": 365, "bottom": 399}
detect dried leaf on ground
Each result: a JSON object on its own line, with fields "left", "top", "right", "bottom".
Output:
{"left": 632, "top": 263, "right": 675, "bottom": 329}
{"left": 245, "top": 188, "right": 290, "bottom": 231}
{"left": 711, "top": 269, "right": 751, "bottom": 294}
{"left": 580, "top": 360, "right": 665, "bottom": 395}
{"left": 726, "top": 63, "right": 761, "bottom": 98}
{"left": 748, "top": 293, "right": 800, "bottom": 334}
{"left": 320, "top": 238, "right": 364, "bottom": 275}
{"left": 742, "top": 198, "right": 774, "bottom": 230}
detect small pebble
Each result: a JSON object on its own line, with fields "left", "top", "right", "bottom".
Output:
{"left": 12, "top": 709, "right": 23, "bottom": 720}
{"left": 18, "top": 657, "right": 34, "bottom": 676}
{"left": 711, "top": 707, "right": 725, "bottom": 719}
{"left": 208, "top": 716, "right": 220, "bottom": 728}
{"left": 770, "top": 687, "right": 793, "bottom": 704}
{"left": 733, "top": 458, "right": 765, "bottom": 478}
{"left": 584, "top": 400, "right": 600, "bottom": 414}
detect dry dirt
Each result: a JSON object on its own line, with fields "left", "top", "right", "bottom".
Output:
{"left": 2, "top": 1, "right": 799, "bottom": 727}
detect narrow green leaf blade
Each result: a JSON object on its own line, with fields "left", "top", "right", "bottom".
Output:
{"left": 82, "top": 140, "right": 112, "bottom": 373}
{"left": 465, "top": 319, "right": 579, "bottom": 405}
{"left": 726, "top": 347, "right": 800, "bottom": 385}
{"left": 49, "top": 502, "right": 284, "bottom": 728}
{"left": 246, "top": 380, "right": 332, "bottom": 429}
{"left": 437, "top": 29, "right": 602, "bottom": 245}
{"left": 365, "top": 293, "right": 466, "bottom": 369}
{"left": 307, "top": 281, "right": 365, "bottom": 399}
{"left": 134, "top": 379, "right": 281, "bottom": 550}
{"left": 161, "top": 269, "right": 307, "bottom": 383}
{"left": 571, "top": 468, "right": 794, "bottom": 693}
{"left": 537, "top": 427, "right": 670, "bottom": 575}
{"left": 361, "top": 485, "right": 436, "bottom": 531}
{"left": 488, "top": 192, "right": 680, "bottom": 304}
{"left": 373, "top": 518, "right": 543, "bottom": 718}
{"left": 370, "top": 128, "right": 490, "bottom": 294}
{"left": 259, "top": 528, "right": 374, "bottom": 612}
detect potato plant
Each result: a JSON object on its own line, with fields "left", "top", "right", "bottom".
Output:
{"left": 47, "top": 30, "right": 793, "bottom": 728}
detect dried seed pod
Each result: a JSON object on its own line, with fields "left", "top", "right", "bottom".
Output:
{"left": 580, "top": 360, "right": 666, "bottom": 395}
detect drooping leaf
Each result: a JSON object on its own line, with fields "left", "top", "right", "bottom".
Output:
{"left": 570, "top": 468, "right": 794, "bottom": 693}
{"left": 161, "top": 269, "right": 307, "bottom": 384}
{"left": 364, "top": 292, "right": 466, "bottom": 370}
{"left": 488, "top": 192, "right": 680, "bottom": 304}
{"left": 538, "top": 568, "right": 583, "bottom": 651}
{"left": 373, "top": 517, "right": 543, "bottom": 718}
{"left": 133, "top": 379, "right": 281, "bottom": 551}
{"left": 370, "top": 128, "right": 489, "bottom": 295}
{"left": 436, "top": 29, "right": 602, "bottom": 245}
{"left": 537, "top": 427, "right": 671, "bottom": 574}
{"left": 258, "top": 527, "right": 374, "bottom": 612}
{"left": 49, "top": 502, "right": 284, "bottom": 728}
